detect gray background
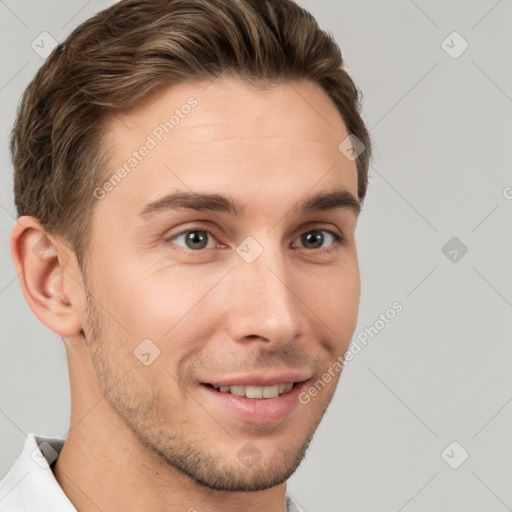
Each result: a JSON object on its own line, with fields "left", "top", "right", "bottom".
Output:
{"left": 1, "top": 1, "right": 511, "bottom": 511}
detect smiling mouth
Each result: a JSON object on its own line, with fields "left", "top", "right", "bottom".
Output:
{"left": 204, "top": 382, "right": 296, "bottom": 399}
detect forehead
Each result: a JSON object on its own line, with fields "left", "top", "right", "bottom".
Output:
{"left": 97, "top": 78, "right": 358, "bottom": 222}
{"left": 110, "top": 77, "right": 349, "bottom": 139}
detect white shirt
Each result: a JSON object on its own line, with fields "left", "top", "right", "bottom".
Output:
{"left": 0, "top": 433, "right": 305, "bottom": 511}
{"left": 0, "top": 433, "right": 74, "bottom": 511}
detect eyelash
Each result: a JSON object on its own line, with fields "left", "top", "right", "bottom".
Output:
{"left": 164, "top": 224, "right": 346, "bottom": 255}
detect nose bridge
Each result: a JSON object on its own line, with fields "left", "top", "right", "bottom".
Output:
{"left": 226, "top": 240, "right": 302, "bottom": 345}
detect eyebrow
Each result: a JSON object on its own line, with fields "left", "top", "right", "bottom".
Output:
{"left": 138, "top": 188, "right": 361, "bottom": 218}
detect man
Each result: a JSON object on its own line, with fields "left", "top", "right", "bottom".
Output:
{"left": 1, "top": 0, "right": 371, "bottom": 510}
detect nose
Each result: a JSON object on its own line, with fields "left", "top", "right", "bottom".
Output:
{"left": 225, "top": 242, "right": 304, "bottom": 348}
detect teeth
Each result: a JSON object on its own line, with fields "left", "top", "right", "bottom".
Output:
{"left": 282, "top": 382, "right": 293, "bottom": 394}
{"left": 214, "top": 382, "right": 294, "bottom": 399}
{"left": 246, "top": 386, "right": 263, "bottom": 399}
{"left": 230, "top": 385, "right": 246, "bottom": 397}
{"left": 262, "top": 385, "right": 279, "bottom": 398}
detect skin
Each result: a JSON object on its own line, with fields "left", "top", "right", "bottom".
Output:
{"left": 11, "top": 77, "right": 361, "bottom": 512}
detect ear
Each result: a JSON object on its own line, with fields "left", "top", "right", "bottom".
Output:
{"left": 10, "top": 216, "right": 84, "bottom": 337}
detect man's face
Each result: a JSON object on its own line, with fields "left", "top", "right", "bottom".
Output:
{"left": 81, "top": 77, "right": 361, "bottom": 491}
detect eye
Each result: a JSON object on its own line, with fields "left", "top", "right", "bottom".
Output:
{"left": 165, "top": 226, "right": 345, "bottom": 254}
{"left": 293, "top": 229, "right": 344, "bottom": 252}
{"left": 166, "top": 229, "right": 219, "bottom": 251}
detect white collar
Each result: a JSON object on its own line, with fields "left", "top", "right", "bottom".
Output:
{"left": 0, "top": 433, "right": 76, "bottom": 511}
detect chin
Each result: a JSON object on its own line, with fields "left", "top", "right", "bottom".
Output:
{"left": 185, "top": 439, "right": 313, "bottom": 492}
{"left": 136, "top": 423, "right": 316, "bottom": 493}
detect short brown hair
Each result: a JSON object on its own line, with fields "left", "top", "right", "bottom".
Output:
{"left": 11, "top": 0, "right": 372, "bottom": 269}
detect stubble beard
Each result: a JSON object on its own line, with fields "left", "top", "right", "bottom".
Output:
{"left": 81, "top": 279, "right": 333, "bottom": 492}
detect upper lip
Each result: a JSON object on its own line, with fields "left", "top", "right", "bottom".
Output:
{"left": 203, "top": 371, "right": 312, "bottom": 388}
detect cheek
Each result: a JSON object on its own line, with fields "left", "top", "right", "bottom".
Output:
{"left": 101, "top": 263, "right": 228, "bottom": 353}
{"left": 308, "top": 263, "right": 360, "bottom": 350}
{"left": 89, "top": 237, "right": 359, "bottom": 360}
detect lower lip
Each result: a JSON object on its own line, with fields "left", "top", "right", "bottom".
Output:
{"left": 199, "top": 382, "right": 307, "bottom": 425}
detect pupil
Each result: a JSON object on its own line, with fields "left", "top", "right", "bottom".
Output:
{"left": 304, "top": 231, "right": 323, "bottom": 248}
{"left": 187, "top": 231, "right": 207, "bottom": 249}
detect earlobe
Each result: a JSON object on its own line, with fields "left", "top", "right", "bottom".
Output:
{"left": 10, "top": 216, "right": 84, "bottom": 337}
